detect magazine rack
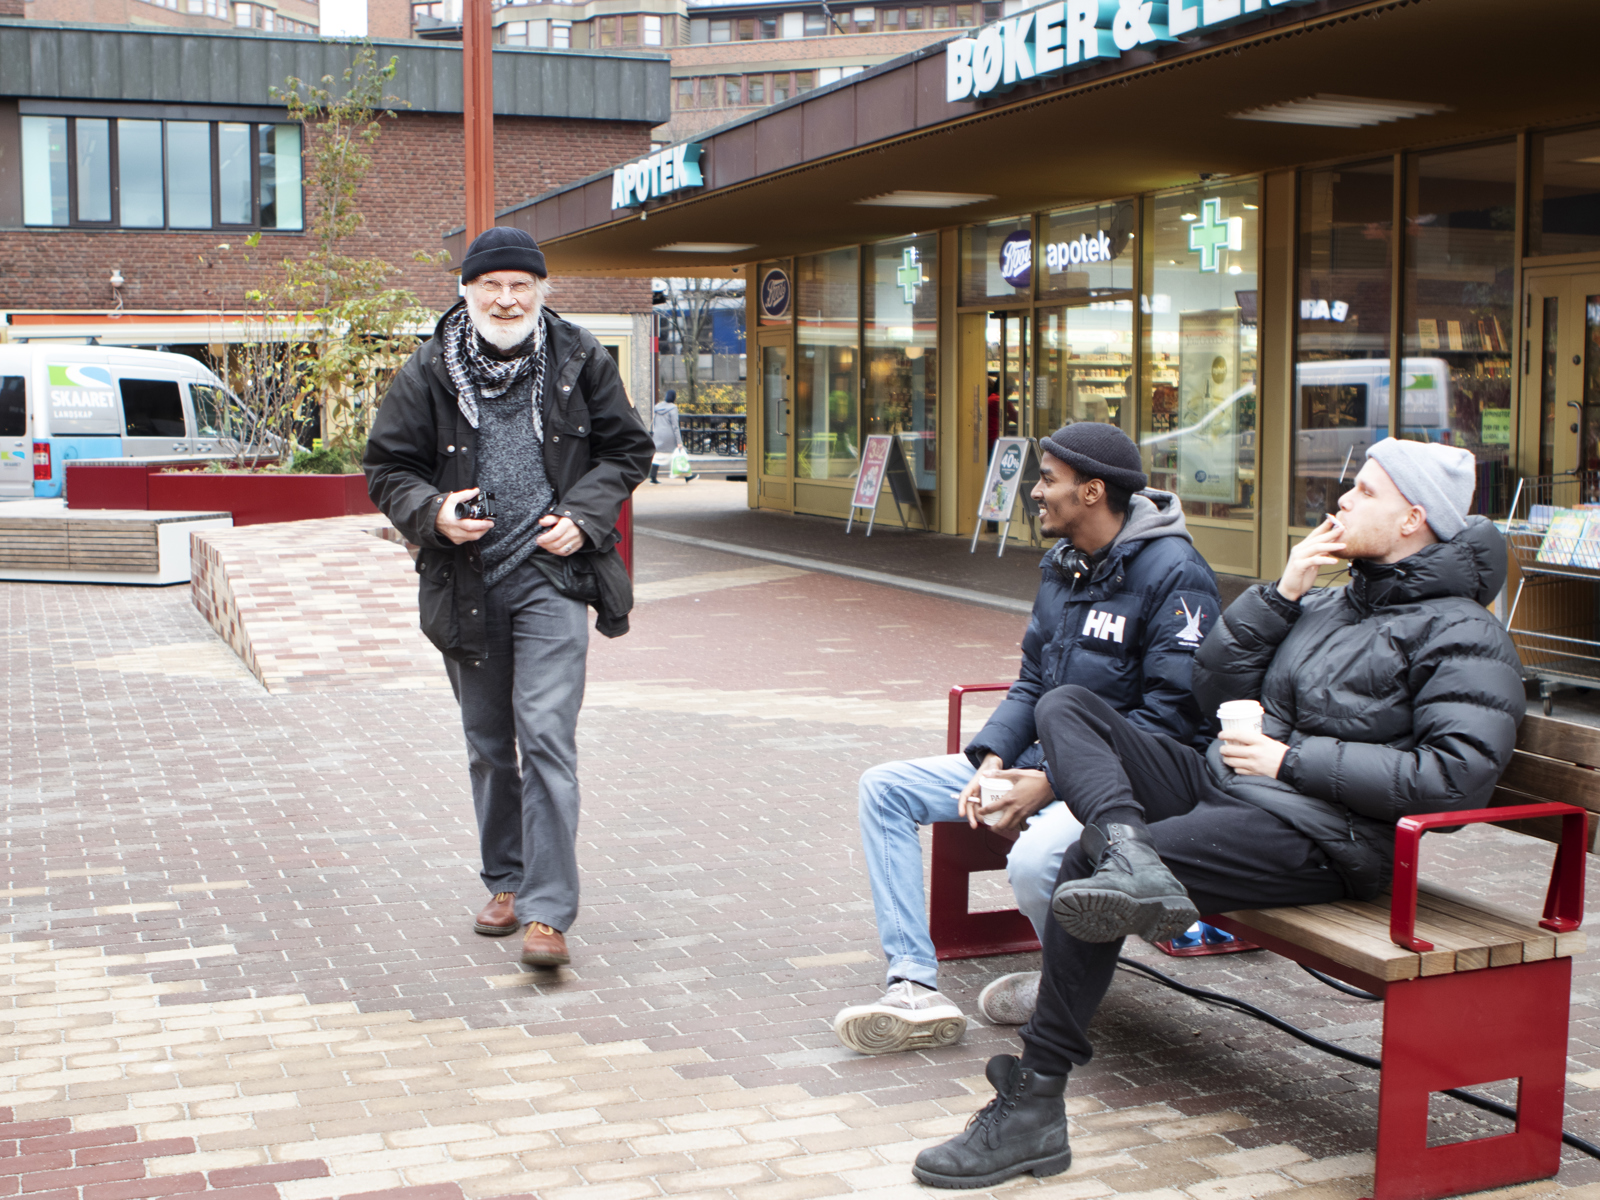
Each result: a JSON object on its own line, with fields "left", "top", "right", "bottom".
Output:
{"left": 1504, "top": 472, "right": 1600, "bottom": 713}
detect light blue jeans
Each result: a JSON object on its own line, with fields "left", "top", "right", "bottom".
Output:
{"left": 857, "top": 753, "right": 1084, "bottom": 990}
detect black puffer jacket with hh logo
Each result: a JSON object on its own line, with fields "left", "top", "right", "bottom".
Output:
{"left": 966, "top": 489, "right": 1222, "bottom": 769}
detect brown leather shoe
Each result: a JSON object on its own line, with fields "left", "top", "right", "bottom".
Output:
{"left": 520, "top": 922, "right": 570, "bottom": 966}
{"left": 474, "top": 892, "right": 519, "bottom": 937}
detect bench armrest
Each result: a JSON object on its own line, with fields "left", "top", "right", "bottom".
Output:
{"left": 1391, "top": 803, "right": 1588, "bottom": 952}
{"left": 947, "top": 683, "right": 1015, "bottom": 755}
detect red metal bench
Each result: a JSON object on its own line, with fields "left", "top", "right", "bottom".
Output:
{"left": 931, "top": 684, "right": 1591, "bottom": 1200}
{"left": 929, "top": 684, "right": 1041, "bottom": 961}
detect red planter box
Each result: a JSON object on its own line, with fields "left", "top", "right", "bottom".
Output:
{"left": 65, "top": 461, "right": 155, "bottom": 509}
{"left": 149, "top": 471, "right": 377, "bottom": 526}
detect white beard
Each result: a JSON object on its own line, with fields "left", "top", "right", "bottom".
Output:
{"left": 468, "top": 300, "right": 543, "bottom": 353}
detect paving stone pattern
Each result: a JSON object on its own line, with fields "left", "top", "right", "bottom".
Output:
{"left": 5, "top": 507, "right": 1600, "bottom": 1199}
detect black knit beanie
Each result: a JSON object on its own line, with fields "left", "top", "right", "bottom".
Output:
{"left": 1038, "top": 422, "right": 1147, "bottom": 492}
{"left": 460, "top": 226, "right": 547, "bottom": 281}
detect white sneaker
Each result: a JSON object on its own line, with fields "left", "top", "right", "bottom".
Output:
{"left": 833, "top": 980, "right": 967, "bottom": 1055}
{"left": 977, "top": 972, "right": 1040, "bottom": 1026}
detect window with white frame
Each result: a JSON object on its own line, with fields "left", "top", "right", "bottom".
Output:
{"left": 21, "top": 115, "right": 303, "bottom": 231}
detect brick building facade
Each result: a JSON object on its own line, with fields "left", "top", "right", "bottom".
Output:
{"left": 0, "top": 111, "right": 654, "bottom": 314}
{"left": 0, "top": 24, "right": 670, "bottom": 409}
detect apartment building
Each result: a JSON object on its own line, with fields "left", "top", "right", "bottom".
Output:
{"left": 399, "top": 0, "right": 985, "bottom": 141}
{"left": 23, "top": 0, "right": 319, "bottom": 37}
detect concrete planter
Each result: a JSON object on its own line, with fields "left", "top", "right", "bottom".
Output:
{"left": 148, "top": 471, "right": 377, "bottom": 526}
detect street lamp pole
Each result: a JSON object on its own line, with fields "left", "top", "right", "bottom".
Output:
{"left": 462, "top": 0, "right": 494, "bottom": 242}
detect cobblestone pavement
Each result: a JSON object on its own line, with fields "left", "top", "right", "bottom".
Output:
{"left": 4, "top": 490, "right": 1600, "bottom": 1200}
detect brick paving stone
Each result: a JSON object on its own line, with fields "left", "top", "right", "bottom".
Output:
{"left": 5, "top": 500, "right": 1600, "bottom": 1198}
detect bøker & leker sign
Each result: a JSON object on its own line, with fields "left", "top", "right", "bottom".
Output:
{"left": 946, "top": 0, "right": 1318, "bottom": 104}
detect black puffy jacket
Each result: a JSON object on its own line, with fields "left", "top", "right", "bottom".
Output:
{"left": 364, "top": 304, "right": 653, "bottom": 661}
{"left": 967, "top": 490, "right": 1222, "bottom": 768}
{"left": 1192, "top": 516, "right": 1525, "bottom": 900}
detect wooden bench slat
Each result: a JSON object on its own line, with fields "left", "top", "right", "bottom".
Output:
{"left": 1413, "top": 883, "right": 1569, "bottom": 963}
{"left": 1221, "top": 903, "right": 1421, "bottom": 981}
{"left": 1515, "top": 712, "right": 1600, "bottom": 769}
{"left": 1499, "top": 752, "right": 1600, "bottom": 815}
{"left": 1225, "top": 879, "right": 1584, "bottom": 981}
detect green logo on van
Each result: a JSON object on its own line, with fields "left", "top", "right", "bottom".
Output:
{"left": 49, "top": 364, "right": 114, "bottom": 388}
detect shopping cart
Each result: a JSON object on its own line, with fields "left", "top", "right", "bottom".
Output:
{"left": 1504, "top": 471, "right": 1600, "bottom": 713}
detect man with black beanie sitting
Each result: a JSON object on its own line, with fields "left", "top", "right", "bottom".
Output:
{"left": 835, "top": 422, "right": 1220, "bottom": 1055}
{"left": 911, "top": 441, "right": 1525, "bottom": 1189}
{"left": 365, "top": 227, "right": 651, "bottom": 969}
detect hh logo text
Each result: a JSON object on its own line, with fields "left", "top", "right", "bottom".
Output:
{"left": 1083, "top": 609, "right": 1126, "bottom": 644}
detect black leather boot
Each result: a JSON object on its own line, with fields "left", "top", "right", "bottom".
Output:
{"left": 1050, "top": 822, "right": 1198, "bottom": 943}
{"left": 912, "top": 1054, "right": 1070, "bottom": 1188}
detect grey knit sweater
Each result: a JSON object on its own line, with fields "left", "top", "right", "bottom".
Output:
{"left": 475, "top": 373, "right": 554, "bottom": 589}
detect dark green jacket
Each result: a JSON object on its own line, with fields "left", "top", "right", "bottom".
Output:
{"left": 364, "top": 304, "right": 652, "bottom": 661}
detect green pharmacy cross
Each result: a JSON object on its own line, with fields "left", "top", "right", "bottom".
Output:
{"left": 897, "top": 247, "right": 923, "bottom": 304}
{"left": 1188, "top": 198, "right": 1243, "bottom": 273}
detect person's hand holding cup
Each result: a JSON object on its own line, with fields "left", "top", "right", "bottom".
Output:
{"left": 978, "top": 777, "right": 1014, "bottom": 825}
{"left": 1217, "top": 698, "right": 1290, "bottom": 778}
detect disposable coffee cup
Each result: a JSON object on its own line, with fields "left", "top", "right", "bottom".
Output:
{"left": 1217, "top": 699, "right": 1264, "bottom": 736}
{"left": 978, "top": 777, "right": 1013, "bottom": 825}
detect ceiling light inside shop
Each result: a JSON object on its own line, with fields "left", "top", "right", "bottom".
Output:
{"left": 1231, "top": 94, "right": 1450, "bottom": 128}
{"left": 656, "top": 242, "right": 757, "bottom": 253}
{"left": 855, "top": 191, "right": 998, "bottom": 208}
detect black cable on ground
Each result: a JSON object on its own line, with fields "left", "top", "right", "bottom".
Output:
{"left": 1115, "top": 955, "right": 1600, "bottom": 1161}
{"left": 1299, "top": 964, "right": 1380, "bottom": 1001}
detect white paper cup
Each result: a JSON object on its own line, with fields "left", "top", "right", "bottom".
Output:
{"left": 978, "top": 777, "right": 1013, "bottom": 825}
{"left": 1217, "top": 699, "right": 1264, "bottom": 736}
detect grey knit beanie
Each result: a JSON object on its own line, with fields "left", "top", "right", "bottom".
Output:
{"left": 1365, "top": 439, "right": 1476, "bottom": 541}
{"left": 1038, "top": 422, "right": 1147, "bottom": 492}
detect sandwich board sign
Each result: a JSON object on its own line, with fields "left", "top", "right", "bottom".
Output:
{"left": 971, "top": 436, "right": 1041, "bottom": 556}
{"left": 847, "top": 434, "right": 928, "bottom": 535}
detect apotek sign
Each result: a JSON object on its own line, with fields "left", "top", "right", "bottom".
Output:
{"left": 947, "top": 0, "right": 1318, "bottom": 104}
{"left": 611, "top": 143, "right": 704, "bottom": 209}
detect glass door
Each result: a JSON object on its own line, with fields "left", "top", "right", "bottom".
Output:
{"left": 1528, "top": 271, "right": 1600, "bottom": 481}
{"left": 985, "top": 311, "right": 1031, "bottom": 456}
{"left": 755, "top": 330, "right": 793, "bottom": 508}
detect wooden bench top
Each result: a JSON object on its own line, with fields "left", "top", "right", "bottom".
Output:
{"left": 1224, "top": 882, "right": 1588, "bottom": 983}
{"left": 1216, "top": 713, "right": 1599, "bottom": 984}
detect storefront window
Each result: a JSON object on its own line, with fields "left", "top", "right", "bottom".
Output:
{"left": 1402, "top": 141, "right": 1515, "bottom": 514}
{"left": 1036, "top": 200, "right": 1135, "bottom": 436}
{"left": 795, "top": 247, "right": 860, "bottom": 480}
{"left": 1141, "top": 181, "right": 1260, "bottom": 520}
{"left": 1293, "top": 160, "right": 1394, "bottom": 527}
{"left": 864, "top": 234, "right": 938, "bottom": 493}
{"left": 959, "top": 215, "right": 1032, "bottom": 307}
{"left": 1532, "top": 125, "right": 1600, "bottom": 258}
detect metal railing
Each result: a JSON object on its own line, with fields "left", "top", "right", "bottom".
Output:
{"left": 679, "top": 414, "right": 746, "bottom": 456}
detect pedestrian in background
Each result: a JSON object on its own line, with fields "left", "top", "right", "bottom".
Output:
{"left": 365, "top": 227, "right": 651, "bottom": 969}
{"left": 649, "top": 389, "right": 696, "bottom": 483}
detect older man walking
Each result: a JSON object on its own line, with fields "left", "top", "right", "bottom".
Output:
{"left": 365, "top": 227, "right": 651, "bottom": 967}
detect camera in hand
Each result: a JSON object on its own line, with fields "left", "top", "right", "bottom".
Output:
{"left": 456, "top": 491, "right": 495, "bottom": 520}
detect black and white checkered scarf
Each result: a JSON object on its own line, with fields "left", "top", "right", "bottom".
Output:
{"left": 441, "top": 304, "right": 548, "bottom": 438}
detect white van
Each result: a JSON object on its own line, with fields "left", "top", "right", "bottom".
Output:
{"left": 1294, "top": 357, "right": 1452, "bottom": 483}
{"left": 0, "top": 345, "right": 238, "bottom": 500}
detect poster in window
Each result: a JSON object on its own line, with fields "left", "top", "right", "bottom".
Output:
{"left": 1176, "top": 310, "right": 1240, "bottom": 504}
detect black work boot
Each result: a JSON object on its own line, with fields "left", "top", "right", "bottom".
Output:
{"left": 1050, "top": 822, "right": 1198, "bottom": 943}
{"left": 912, "top": 1054, "right": 1070, "bottom": 1188}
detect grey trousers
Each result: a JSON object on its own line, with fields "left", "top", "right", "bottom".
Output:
{"left": 444, "top": 558, "right": 589, "bottom": 932}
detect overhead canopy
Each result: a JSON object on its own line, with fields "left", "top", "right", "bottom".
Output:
{"left": 464, "top": 0, "right": 1600, "bottom": 276}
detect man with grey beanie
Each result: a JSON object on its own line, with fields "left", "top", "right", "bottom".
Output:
{"left": 365, "top": 227, "right": 651, "bottom": 969}
{"left": 912, "top": 437, "right": 1525, "bottom": 1189}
